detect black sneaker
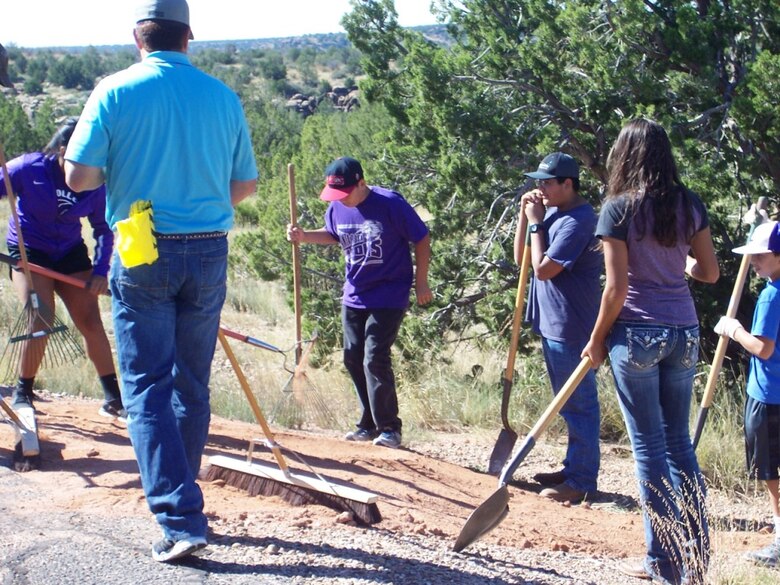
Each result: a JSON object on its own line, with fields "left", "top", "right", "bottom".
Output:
{"left": 151, "top": 536, "right": 207, "bottom": 562}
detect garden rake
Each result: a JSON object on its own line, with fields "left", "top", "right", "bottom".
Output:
{"left": 0, "top": 144, "right": 84, "bottom": 384}
{"left": 269, "top": 163, "right": 337, "bottom": 429}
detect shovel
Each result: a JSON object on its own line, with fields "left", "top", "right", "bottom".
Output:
{"left": 691, "top": 196, "right": 768, "bottom": 450}
{"left": 455, "top": 356, "right": 592, "bottom": 552}
{"left": 487, "top": 213, "right": 532, "bottom": 474}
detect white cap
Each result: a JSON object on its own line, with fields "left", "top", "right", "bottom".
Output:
{"left": 733, "top": 221, "right": 780, "bottom": 255}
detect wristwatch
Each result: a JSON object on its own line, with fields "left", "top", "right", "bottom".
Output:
{"left": 529, "top": 223, "right": 545, "bottom": 234}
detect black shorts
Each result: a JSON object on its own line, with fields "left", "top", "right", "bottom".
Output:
{"left": 744, "top": 394, "right": 780, "bottom": 481}
{"left": 7, "top": 242, "right": 92, "bottom": 280}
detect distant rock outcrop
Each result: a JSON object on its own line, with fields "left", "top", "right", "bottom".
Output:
{"left": 285, "top": 85, "right": 360, "bottom": 117}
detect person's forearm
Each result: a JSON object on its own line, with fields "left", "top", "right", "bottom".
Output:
{"left": 301, "top": 228, "right": 338, "bottom": 245}
{"left": 732, "top": 328, "right": 775, "bottom": 361}
{"left": 590, "top": 284, "right": 626, "bottom": 345}
{"left": 414, "top": 234, "right": 431, "bottom": 286}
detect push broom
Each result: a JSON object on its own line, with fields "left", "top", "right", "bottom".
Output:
{"left": 206, "top": 329, "right": 381, "bottom": 525}
{"left": 0, "top": 144, "right": 84, "bottom": 384}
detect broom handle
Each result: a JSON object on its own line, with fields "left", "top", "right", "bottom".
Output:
{"left": 287, "top": 163, "right": 303, "bottom": 365}
{"left": 217, "top": 329, "right": 290, "bottom": 473}
{"left": 0, "top": 145, "right": 35, "bottom": 292}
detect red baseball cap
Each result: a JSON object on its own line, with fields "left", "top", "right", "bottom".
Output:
{"left": 320, "top": 157, "right": 364, "bottom": 201}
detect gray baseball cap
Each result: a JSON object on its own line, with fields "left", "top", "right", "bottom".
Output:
{"left": 135, "top": 0, "right": 194, "bottom": 39}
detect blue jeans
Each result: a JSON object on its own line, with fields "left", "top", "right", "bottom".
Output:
{"left": 342, "top": 306, "right": 405, "bottom": 432}
{"left": 109, "top": 236, "right": 228, "bottom": 542}
{"left": 541, "top": 338, "right": 600, "bottom": 492}
{"left": 608, "top": 321, "right": 709, "bottom": 584}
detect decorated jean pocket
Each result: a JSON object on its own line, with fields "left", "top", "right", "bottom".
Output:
{"left": 680, "top": 328, "right": 700, "bottom": 369}
{"left": 625, "top": 326, "right": 669, "bottom": 369}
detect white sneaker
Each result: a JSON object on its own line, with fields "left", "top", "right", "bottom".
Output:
{"left": 99, "top": 401, "right": 127, "bottom": 424}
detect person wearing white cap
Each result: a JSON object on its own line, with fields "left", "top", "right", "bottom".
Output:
{"left": 64, "top": 0, "right": 258, "bottom": 563}
{"left": 714, "top": 220, "right": 780, "bottom": 568}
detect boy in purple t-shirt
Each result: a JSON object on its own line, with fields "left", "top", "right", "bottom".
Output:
{"left": 287, "top": 157, "right": 432, "bottom": 448}
{"left": 714, "top": 221, "right": 780, "bottom": 568}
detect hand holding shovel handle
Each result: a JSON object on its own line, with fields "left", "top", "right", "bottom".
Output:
{"left": 692, "top": 197, "right": 768, "bottom": 450}
{"left": 455, "top": 356, "right": 592, "bottom": 552}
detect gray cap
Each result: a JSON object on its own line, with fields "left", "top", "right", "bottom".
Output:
{"left": 135, "top": 0, "right": 194, "bottom": 39}
{"left": 525, "top": 152, "right": 579, "bottom": 180}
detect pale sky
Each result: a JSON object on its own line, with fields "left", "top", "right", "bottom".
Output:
{"left": 1, "top": 1, "right": 439, "bottom": 48}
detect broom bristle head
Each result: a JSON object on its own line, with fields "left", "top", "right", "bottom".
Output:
{"left": 203, "top": 463, "right": 382, "bottom": 525}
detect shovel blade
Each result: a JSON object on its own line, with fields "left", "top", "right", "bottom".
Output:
{"left": 487, "top": 428, "right": 518, "bottom": 475}
{"left": 453, "top": 485, "right": 510, "bottom": 552}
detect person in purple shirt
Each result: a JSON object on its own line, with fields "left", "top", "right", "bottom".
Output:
{"left": 0, "top": 118, "right": 124, "bottom": 420}
{"left": 287, "top": 157, "right": 432, "bottom": 449}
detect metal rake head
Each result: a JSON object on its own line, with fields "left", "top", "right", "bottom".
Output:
{"left": 1, "top": 296, "right": 85, "bottom": 383}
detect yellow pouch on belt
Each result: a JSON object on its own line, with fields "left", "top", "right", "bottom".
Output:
{"left": 115, "top": 200, "right": 158, "bottom": 268}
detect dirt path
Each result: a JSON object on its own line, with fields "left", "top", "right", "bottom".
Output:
{"left": 0, "top": 391, "right": 772, "bottom": 584}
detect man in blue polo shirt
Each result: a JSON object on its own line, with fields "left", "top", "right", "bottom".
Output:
{"left": 64, "top": 0, "right": 257, "bottom": 563}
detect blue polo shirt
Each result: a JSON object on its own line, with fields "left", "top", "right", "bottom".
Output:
{"left": 66, "top": 51, "right": 257, "bottom": 233}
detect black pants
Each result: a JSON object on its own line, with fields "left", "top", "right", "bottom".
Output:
{"left": 342, "top": 305, "right": 405, "bottom": 433}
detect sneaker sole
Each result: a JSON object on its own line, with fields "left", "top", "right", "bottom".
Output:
{"left": 152, "top": 539, "right": 207, "bottom": 562}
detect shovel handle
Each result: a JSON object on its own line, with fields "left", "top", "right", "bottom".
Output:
{"left": 692, "top": 197, "right": 768, "bottom": 450}
{"left": 499, "top": 356, "right": 592, "bottom": 485}
{"left": 500, "top": 213, "right": 532, "bottom": 427}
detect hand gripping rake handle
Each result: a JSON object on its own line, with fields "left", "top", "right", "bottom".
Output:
{"left": 692, "top": 196, "right": 768, "bottom": 450}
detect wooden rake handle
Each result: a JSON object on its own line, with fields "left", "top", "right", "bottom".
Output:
{"left": 0, "top": 145, "right": 35, "bottom": 291}
{"left": 287, "top": 163, "right": 303, "bottom": 365}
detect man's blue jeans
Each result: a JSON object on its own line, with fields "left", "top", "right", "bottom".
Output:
{"left": 608, "top": 321, "right": 709, "bottom": 584}
{"left": 342, "top": 306, "right": 405, "bottom": 432}
{"left": 541, "top": 337, "right": 600, "bottom": 492}
{"left": 110, "top": 236, "right": 227, "bottom": 542}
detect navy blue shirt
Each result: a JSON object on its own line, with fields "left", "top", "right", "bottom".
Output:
{"left": 525, "top": 202, "right": 602, "bottom": 345}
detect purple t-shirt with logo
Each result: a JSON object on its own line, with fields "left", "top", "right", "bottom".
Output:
{"left": 596, "top": 189, "right": 708, "bottom": 326}
{"left": 0, "top": 152, "right": 113, "bottom": 276}
{"left": 324, "top": 186, "right": 429, "bottom": 309}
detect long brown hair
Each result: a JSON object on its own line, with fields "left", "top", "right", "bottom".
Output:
{"left": 606, "top": 118, "right": 695, "bottom": 247}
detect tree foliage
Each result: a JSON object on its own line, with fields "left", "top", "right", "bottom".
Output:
{"left": 339, "top": 0, "right": 780, "bottom": 362}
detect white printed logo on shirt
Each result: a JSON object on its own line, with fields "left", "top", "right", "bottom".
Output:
{"left": 338, "top": 220, "right": 383, "bottom": 267}
{"left": 57, "top": 189, "right": 78, "bottom": 215}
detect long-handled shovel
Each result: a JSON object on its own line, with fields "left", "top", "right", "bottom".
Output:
{"left": 487, "top": 213, "right": 532, "bottom": 474}
{"left": 692, "top": 197, "right": 768, "bottom": 450}
{"left": 455, "top": 356, "right": 592, "bottom": 552}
